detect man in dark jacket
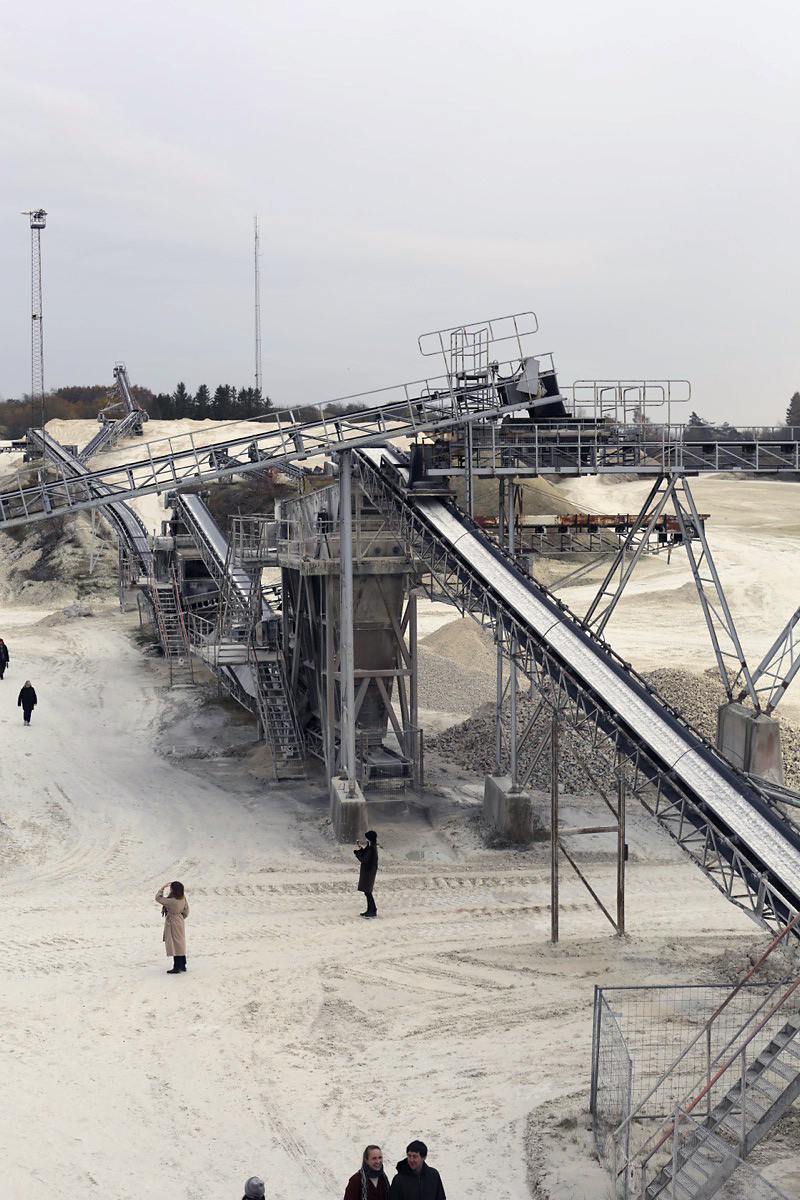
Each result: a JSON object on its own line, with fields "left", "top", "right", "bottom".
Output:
{"left": 354, "top": 829, "right": 379, "bottom": 918}
{"left": 389, "top": 1141, "right": 446, "bottom": 1200}
{"left": 0, "top": 638, "right": 9, "bottom": 679}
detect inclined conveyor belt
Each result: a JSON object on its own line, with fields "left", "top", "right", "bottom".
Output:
{"left": 177, "top": 493, "right": 253, "bottom": 608}
{"left": 34, "top": 431, "right": 153, "bottom": 573}
{"left": 358, "top": 446, "right": 800, "bottom": 919}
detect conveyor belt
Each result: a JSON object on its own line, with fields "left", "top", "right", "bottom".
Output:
{"left": 32, "top": 431, "right": 153, "bottom": 574}
{"left": 0, "top": 369, "right": 531, "bottom": 529}
{"left": 356, "top": 446, "right": 800, "bottom": 933}
{"left": 175, "top": 493, "right": 253, "bottom": 610}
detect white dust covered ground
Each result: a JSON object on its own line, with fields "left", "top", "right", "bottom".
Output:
{"left": 0, "top": 426, "right": 799, "bottom": 1199}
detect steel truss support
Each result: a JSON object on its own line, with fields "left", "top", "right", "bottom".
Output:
{"left": 582, "top": 473, "right": 760, "bottom": 710}
{"left": 352, "top": 452, "right": 798, "bottom": 939}
{"left": 539, "top": 698, "right": 627, "bottom": 943}
{"left": 748, "top": 606, "right": 800, "bottom": 714}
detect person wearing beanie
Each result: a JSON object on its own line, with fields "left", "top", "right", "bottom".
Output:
{"left": 354, "top": 830, "right": 379, "bottom": 918}
{"left": 18, "top": 680, "right": 36, "bottom": 725}
{"left": 389, "top": 1141, "right": 446, "bottom": 1200}
{"left": 243, "top": 1176, "right": 265, "bottom": 1200}
{"left": 343, "top": 1144, "right": 391, "bottom": 1200}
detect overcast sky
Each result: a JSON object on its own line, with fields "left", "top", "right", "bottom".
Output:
{"left": 2, "top": 0, "right": 798, "bottom": 424}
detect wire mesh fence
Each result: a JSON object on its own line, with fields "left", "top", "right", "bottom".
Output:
{"left": 591, "top": 981, "right": 791, "bottom": 1197}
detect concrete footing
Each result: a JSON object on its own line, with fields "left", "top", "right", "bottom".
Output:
{"left": 717, "top": 702, "right": 784, "bottom": 785}
{"left": 483, "top": 774, "right": 547, "bottom": 843}
{"left": 329, "top": 777, "right": 369, "bottom": 842}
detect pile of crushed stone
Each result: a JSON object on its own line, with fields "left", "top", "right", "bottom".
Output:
{"left": 427, "top": 666, "right": 800, "bottom": 796}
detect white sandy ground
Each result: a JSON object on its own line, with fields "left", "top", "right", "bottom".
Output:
{"left": 0, "top": 427, "right": 799, "bottom": 1198}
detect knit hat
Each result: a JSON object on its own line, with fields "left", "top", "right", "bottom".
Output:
{"left": 244, "top": 1177, "right": 266, "bottom": 1199}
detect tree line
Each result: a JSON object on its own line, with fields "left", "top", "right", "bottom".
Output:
{"left": 0, "top": 382, "right": 273, "bottom": 439}
{"left": 3, "top": 383, "right": 799, "bottom": 442}
{"left": 684, "top": 392, "right": 800, "bottom": 441}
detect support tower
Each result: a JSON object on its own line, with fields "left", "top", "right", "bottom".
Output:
{"left": 23, "top": 208, "right": 47, "bottom": 429}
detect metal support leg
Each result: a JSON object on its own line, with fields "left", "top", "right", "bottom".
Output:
{"left": 409, "top": 591, "right": 420, "bottom": 785}
{"left": 325, "top": 575, "right": 336, "bottom": 783}
{"left": 617, "top": 755, "right": 625, "bottom": 935}
{"left": 339, "top": 452, "right": 356, "bottom": 794}
{"left": 551, "top": 706, "right": 559, "bottom": 945}
{"left": 509, "top": 482, "right": 518, "bottom": 789}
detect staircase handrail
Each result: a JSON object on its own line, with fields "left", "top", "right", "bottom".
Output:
{"left": 169, "top": 567, "right": 191, "bottom": 655}
{"left": 660, "top": 1104, "right": 793, "bottom": 1200}
{"left": 613, "top": 914, "right": 800, "bottom": 1155}
{"left": 637, "top": 973, "right": 800, "bottom": 1182}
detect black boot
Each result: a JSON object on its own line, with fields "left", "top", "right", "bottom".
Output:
{"left": 167, "top": 958, "right": 181, "bottom": 974}
{"left": 179, "top": 956, "right": 187, "bottom": 972}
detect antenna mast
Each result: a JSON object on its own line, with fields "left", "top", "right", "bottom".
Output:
{"left": 23, "top": 208, "right": 47, "bottom": 430}
{"left": 254, "top": 215, "right": 263, "bottom": 397}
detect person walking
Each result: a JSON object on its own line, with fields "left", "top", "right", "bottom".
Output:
{"left": 343, "top": 1145, "right": 391, "bottom": 1200}
{"left": 0, "top": 638, "right": 9, "bottom": 679}
{"left": 241, "top": 1177, "right": 265, "bottom": 1200}
{"left": 155, "top": 881, "right": 189, "bottom": 974}
{"left": 354, "top": 830, "right": 379, "bottom": 918}
{"left": 389, "top": 1142, "right": 446, "bottom": 1200}
{"left": 18, "top": 680, "right": 36, "bottom": 725}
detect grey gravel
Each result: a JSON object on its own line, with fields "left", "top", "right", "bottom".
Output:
{"left": 427, "top": 666, "right": 800, "bottom": 798}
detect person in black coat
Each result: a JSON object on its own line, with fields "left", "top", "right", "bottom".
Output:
{"left": 389, "top": 1142, "right": 446, "bottom": 1200}
{"left": 18, "top": 680, "right": 37, "bottom": 726}
{"left": 0, "top": 638, "right": 9, "bottom": 679}
{"left": 354, "top": 829, "right": 379, "bottom": 918}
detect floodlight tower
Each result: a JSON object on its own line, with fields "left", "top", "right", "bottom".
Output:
{"left": 254, "top": 214, "right": 263, "bottom": 397}
{"left": 22, "top": 208, "right": 47, "bottom": 430}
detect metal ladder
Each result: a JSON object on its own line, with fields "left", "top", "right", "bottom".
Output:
{"left": 151, "top": 572, "right": 195, "bottom": 688}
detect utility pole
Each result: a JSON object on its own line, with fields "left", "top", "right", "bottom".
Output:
{"left": 22, "top": 208, "right": 47, "bottom": 431}
{"left": 254, "top": 215, "right": 263, "bottom": 397}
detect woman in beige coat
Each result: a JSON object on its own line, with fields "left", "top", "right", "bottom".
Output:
{"left": 155, "top": 881, "right": 189, "bottom": 974}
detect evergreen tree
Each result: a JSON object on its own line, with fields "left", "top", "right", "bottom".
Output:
{"left": 194, "top": 384, "right": 211, "bottom": 419}
{"left": 172, "top": 382, "right": 191, "bottom": 418}
{"left": 687, "top": 411, "right": 706, "bottom": 427}
{"left": 153, "top": 392, "right": 174, "bottom": 419}
{"left": 236, "top": 387, "right": 261, "bottom": 418}
{"left": 786, "top": 392, "right": 800, "bottom": 428}
{"left": 211, "top": 384, "right": 235, "bottom": 419}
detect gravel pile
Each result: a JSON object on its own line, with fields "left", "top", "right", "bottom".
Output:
{"left": 428, "top": 665, "right": 800, "bottom": 796}
{"left": 417, "top": 618, "right": 497, "bottom": 714}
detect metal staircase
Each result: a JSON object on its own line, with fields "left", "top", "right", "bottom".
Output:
{"left": 642, "top": 1003, "right": 800, "bottom": 1198}
{"left": 624, "top": 919, "right": 800, "bottom": 1199}
{"left": 249, "top": 620, "right": 305, "bottom": 779}
{"left": 150, "top": 572, "right": 194, "bottom": 688}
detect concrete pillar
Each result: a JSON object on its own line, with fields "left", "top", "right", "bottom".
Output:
{"left": 717, "top": 702, "right": 784, "bottom": 785}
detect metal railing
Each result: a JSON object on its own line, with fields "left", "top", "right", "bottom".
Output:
{"left": 592, "top": 917, "right": 800, "bottom": 1197}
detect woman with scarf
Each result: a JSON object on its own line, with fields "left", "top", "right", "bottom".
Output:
{"left": 343, "top": 1145, "right": 391, "bottom": 1200}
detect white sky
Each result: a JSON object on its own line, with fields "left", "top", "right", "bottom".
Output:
{"left": 1, "top": 0, "right": 798, "bottom": 423}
